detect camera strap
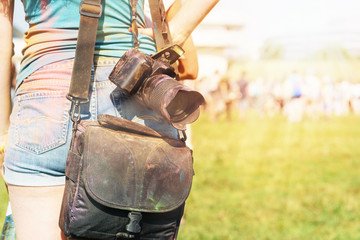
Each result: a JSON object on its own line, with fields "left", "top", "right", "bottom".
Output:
{"left": 148, "top": 0, "right": 172, "bottom": 50}
{"left": 129, "top": 0, "right": 140, "bottom": 48}
{"left": 128, "top": 0, "right": 171, "bottom": 51}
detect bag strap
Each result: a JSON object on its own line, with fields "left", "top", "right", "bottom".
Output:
{"left": 68, "top": 0, "right": 102, "bottom": 103}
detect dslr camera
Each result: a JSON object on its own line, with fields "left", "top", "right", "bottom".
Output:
{"left": 109, "top": 45, "right": 205, "bottom": 130}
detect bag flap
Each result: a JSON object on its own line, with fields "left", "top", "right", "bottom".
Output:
{"left": 98, "top": 114, "right": 163, "bottom": 138}
{"left": 82, "top": 119, "right": 193, "bottom": 213}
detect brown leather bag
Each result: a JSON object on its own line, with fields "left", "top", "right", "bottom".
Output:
{"left": 59, "top": 114, "right": 193, "bottom": 239}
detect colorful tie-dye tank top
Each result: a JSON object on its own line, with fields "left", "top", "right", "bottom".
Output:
{"left": 17, "top": 0, "right": 157, "bottom": 88}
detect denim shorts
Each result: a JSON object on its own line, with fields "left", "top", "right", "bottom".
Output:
{"left": 3, "top": 58, "right": 177, "bottom": 186}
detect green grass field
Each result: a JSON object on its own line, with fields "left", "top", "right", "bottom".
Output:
{"left": 178, "top": 113, "right": 360, "bottom": 240}
{"left": 1, "top": 113, "right": 360, "bottom": 239}
{"left": 0, "top": 178, "right": 7, "bottom": 229}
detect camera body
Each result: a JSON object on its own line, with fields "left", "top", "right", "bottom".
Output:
{"left": 109, "top": 45, "right": 204, "bottom": 130}
{"left": 109, "top": 48, "right": 153, "bottom": 95}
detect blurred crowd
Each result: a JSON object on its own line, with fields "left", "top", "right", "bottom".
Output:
{"left": 195, "top": 69, "right": 360, "bottom": 122}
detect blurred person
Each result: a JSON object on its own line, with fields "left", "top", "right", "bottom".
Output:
{"left": 221, "top": 77, "right": 236, "bottom": 121}
{"left": 247, "top": 76, "right": 263, "bottom": 115}
{"left": 202, "top": 70, "right": 222, "bottom": 98}
{"left": 206, "top": 77, "right": 225, "bottom": 121}
{"left": 201, "top": 70, "right": 224, "bottom": 121}
{"left": 321, "top": 75, "right": 334, "bottom": 119}
{"left": 270, "top": 78, "right": 286, "bottom": 114}
{"left": 264, "top": 79, "right": 284, "bottom": 117}
{"left": 283, "top": 70, "right": 304, "bottom": 122}
{"left": 205, "top": 75, "right": 238, "bottom": 121}
{"left": 351, "top": 83, "right": 360, "bottom": 115}
{"left": 302, "top": 70, "right": 322, "bottom": 120}
{"left": 333, "top": 80, "right": 351, "bottom": 116}
{"left": 0, "top": 0, "right": 219, "bottom": 239}
{"left": 236, "top": 71, "right": 249, "bottom": 120}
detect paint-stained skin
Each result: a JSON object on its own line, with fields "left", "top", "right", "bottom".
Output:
{"left": 0, "top": 0, "right": 13, "bottom": 22}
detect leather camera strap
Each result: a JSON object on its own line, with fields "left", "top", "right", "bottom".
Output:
{"left": 68, "top": 0, "right": 102, "bottom": 102}
{"left": 130, "top": 0, "right": 140, "bottom": 48}
{"left": 148, "top": 0, "right": 172, "bottom": 51}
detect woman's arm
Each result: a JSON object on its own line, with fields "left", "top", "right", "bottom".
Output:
{"left": 166, "top": 0, "right": 198, "bottom": 80}
{"left": 138, "top": 0, "right": 219, "bottom": 79}
{"left": 0, "top": 0, "right": 14, "bottom": 166}
{"left": 169, "top": 0, "right": 219, "bottom": 47}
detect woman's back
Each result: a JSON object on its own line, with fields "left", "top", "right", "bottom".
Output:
{"left": 18, "top": 0, "right": 157, "bottom": 88}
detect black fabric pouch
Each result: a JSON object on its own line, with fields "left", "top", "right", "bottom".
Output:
{"left": 59, "top": 114, "right": 194, "bottom": 239}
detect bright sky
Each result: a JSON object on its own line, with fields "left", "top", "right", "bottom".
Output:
{"left": 200, "top": 0, "right": 360, "bottom": 59}
{"left": 204, "top": 0, "right": 360, "bottom": 35}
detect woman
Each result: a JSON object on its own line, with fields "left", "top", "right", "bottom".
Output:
{"left": 0, "top": 0, "right": 219, "bottom": 239}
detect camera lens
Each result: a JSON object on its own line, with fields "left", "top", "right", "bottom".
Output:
{"left": 166, "top": 90, "right": 204, "bottom": 128}
{"left": 140, "top": 74, "right": 205, "bottom": 130}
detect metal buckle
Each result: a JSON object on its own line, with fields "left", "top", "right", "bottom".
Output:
{"left": 70, "top": 101, "right": 81, "bottom": 123}
{"left": 66, "top": 94, "right": 89, "bottom": 105}
{"left": 179, "top": 130, "right": 187, "bottom": 142}
{"left": 79, "top": 0, "right": 102, "bottom": 18}
{"left": 66, "top": 94, "right": 89, "bottom": 123}
{"left": 151, "top": 45, "right": 184, "bottom": 65}
{"left": 126, "top": 212, "right": 142, "bottom": 234}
